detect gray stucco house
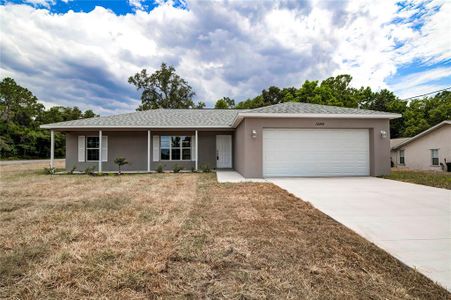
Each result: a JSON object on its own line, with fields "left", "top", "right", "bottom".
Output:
{"left": 41, "top": 102, "right": 400, "bottom": 178}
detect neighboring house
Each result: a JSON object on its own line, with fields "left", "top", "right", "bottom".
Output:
{"left": 41, "top": 102, "right": 400, "bottom": 178}
{"left": 391, "top": 120, "right": 451, "bottom": 171}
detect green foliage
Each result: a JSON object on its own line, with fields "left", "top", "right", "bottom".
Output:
{"left": 234, "top": 74, "right": 450, "bottom": 138}
{"left": 173, "top": 164, "right": 183, "bottom": 173}
{"left": 156, "top": 164, "right": 164, "bottom": 173}
{"left": 214, "top": 97, "right": 235, "bottom": 109}
{"left": 200, "top": 164, "right": 211, "bottom": 173}
{"left": 84, "top": 166, "right": 96, "bottom": 175}
{"left": 69, "top": 165, "right": 77, "bottom": 174}
{"left": 114, "top": 157, "right": 129, "bottom": 174}
{"left": 44, "top": 167, "right": 56, "bottom": 175}
{"left": 0, "top": 77, "right": 98, "bottom": 159}
{"left": 128, "top": 63, "right": 203, "bottom": 110}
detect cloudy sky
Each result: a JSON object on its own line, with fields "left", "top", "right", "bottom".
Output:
{"left": 1, "top": 0, "right": 450, "bottom": 115}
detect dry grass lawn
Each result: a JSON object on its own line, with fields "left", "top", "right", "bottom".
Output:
{"left": 0, "top": 162, "right": 449, "bottom": 299}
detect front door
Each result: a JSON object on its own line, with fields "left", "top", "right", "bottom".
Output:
{"left": 216, "top": 135, "right": 232, "bottom": 168}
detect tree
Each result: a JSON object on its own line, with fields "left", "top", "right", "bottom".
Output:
{"left": 214, "top": 97, "right": 235, "bottom": 109}
{"left": 0, "top": 77, "right": 98, "bottom": 158}
{"left": 114, "top": 157, "right": 128, "bottom": 175}
{"left": 0, "top": 77, "right": 44, "bottom": 125}
{"left": 128, "top": 63, "right": 201, "bottom": 110}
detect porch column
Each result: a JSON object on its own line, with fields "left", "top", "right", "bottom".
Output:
{"left": 147, "top": 130, "right": 151, "bottom": 172}
{"left": 50, "top": 129, "right": 54, "bottom": 169}
{"left": 195, "top": 130, "right": 198, "bottom": 171}
{"left": 98, "top": 130, "right": 102, "bottom": 173}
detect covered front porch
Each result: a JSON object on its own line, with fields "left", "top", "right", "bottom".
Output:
{"left": 49, "top": 129, "right": 234, "bottom": 173}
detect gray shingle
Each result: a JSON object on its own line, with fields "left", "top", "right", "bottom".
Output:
{"left": 41, "top": 102, "right": 399, "bottom": 129}
{"left": 246, "top": 102, "right": 399, "bottom": 116}
{"left": 41, "top": 109, "right": 240, "bottom": 128}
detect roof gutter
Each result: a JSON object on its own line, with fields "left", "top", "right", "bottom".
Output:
{"left": 39, "top": 125, "right": 234, "bottom": 130}
{"left": 231, "top": 113, "right": 402, "bottom": 128}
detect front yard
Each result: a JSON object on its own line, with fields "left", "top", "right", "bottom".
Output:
{"left": 0, "top": 163, "right": 448, "bottom": 298}
{"left": 383, "top": 169, "right": 451, "bottom": 190}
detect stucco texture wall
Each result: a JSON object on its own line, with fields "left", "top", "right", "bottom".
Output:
{"left": 233, "top": 118, "right": 391, "bottom": 178}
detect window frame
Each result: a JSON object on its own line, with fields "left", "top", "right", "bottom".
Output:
{"left": 160, "top": 136, "right": 191, "bottom": 161}
{"left": 399, "top": 149, "right": 405, "bottom": 165}
{"left": 431, "top": 149, "right": 439, "bottom": 166}
{"left": 86, "top": 136, "right": 100, "bottom": 162}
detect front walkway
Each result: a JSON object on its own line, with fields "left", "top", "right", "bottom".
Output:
{"left": 267, "top": 177, "right": 451, "bottom": 290}
{"left": 216, "top": 170, "right": 266, "bottom": 183}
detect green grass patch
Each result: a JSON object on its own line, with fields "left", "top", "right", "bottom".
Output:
{"left": 382, "top": 170, "right": 451, "bottom": 189}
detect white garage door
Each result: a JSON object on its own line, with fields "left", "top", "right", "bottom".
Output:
{"left": 263, "top": 129, "right": 370, "bottom": 177}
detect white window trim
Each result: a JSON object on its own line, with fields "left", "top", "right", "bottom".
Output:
{"left": 160, "top": 136, "right": 192, "bottom": 161}
{"left": 430, "top": 149, "right": 439, "bottom": 166}
{"left": 86, "top": 136, "right": 108, "bottom": 162}
{"left": 399, "top": 149, "right": 405, "bottom": 165}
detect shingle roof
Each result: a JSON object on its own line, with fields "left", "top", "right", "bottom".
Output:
{"left": 391, "top": 120, "right": 451, "bottom": 150}
{"left": 246, "top": 102, "right": 399, "bottom": 116}
{"left": 41, "top": 109, "right": 240, "bottom": 128}
{"left": 41, "top": 102, "right": 400, "bottom": 129}
{"left": 390, "top": 138, "right": 410, "bottom": 149}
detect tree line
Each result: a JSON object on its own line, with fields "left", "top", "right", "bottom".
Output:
{"left": 1, "top": 63, "right": 450, "bottom": 159}
{"left": 128, "top": 64, "right": 450, "bottom": 138}
{"left": 0, "top": 77, "right": 97, "bottom": 159}
{"left": 213, "top": 75, "right": 450, "bottom": 138}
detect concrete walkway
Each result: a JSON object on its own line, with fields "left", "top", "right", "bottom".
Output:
{"left": 216, "top": 170, "right": 266, "bottom": 183}
{"left": 268, "top": 177, "right": 451, "bottom": 290}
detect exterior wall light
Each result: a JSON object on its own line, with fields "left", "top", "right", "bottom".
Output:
{"left": 251, "top": 130, "right": 257, "bottom": 139}
{"left": 380, "top": 130, "right": 388, "bottom": 139}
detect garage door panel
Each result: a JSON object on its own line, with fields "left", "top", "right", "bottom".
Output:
{"left": 263, "top": 129, "right": 370, "bottom": 177}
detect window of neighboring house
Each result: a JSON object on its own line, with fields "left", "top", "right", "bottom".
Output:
{"left": 399, "top": 150, "right": 405, "bottom": 165}
{"left": 431, "top": 149, "right": 439, "bottom": 166}
{"left": 160, "top": 136, "right": 191, "bottom": 160}
{"left": 86, "top": 137, "right": 99, "bottom": 161}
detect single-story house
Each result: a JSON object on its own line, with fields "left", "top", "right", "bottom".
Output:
{"left": 391, "top": 120, "right": 451, "bottom": 171}
{"left": 41, "top": 102, "right": 400, "bottom": 178}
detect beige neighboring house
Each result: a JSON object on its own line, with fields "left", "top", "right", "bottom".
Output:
{"left": 391, "top": 120, "right": 451, "bottom": 171}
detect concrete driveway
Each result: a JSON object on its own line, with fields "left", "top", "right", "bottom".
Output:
{"left": 268, "top": 177, "right": 451, "bottom": 290}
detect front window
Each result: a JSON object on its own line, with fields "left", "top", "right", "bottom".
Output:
{"left": 431, "top": 149, "right": 439, "bottom": 166}
{"left": 399, "top": 150, "right": 405, "bottom": 165}
{"left": 86, "top": 137, "right": 99, "bottom": 161}
{"left": 161, "top": 136, "right": 191, "bottom": 160}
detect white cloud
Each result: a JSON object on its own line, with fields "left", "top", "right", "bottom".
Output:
{"left": 389, "top": 67, "right": 451, "bottom": 98}
{"left": 0, "top": 0, "right": 450, "bottom": 115}
{"left": 22, "top": 0, "right": 54, "bottom": 8}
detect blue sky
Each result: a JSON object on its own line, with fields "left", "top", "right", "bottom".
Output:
{"left": 0, "top": 0, "right": 450, "bottom": 115}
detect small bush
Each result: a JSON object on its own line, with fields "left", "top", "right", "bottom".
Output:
{"left": 69, "top": 165, "right": 77, "bottom": 174}
{"left": 44, "top": 167, "right": 56, "bottom": 175}
{"left": 156, "top": 164, "right": 164, "bottom": 173}
{"left": 114, "top": 157, "right": 128, "bottom": 175}
{"left": 84, "top": 166, "right": 96, "bottom": 175}
{"left": 191, "top": 166, "right": 196, "bottom": 173}
{"left": 200, "top": 164, "right": 211, "bottom": 173}
{"left": 173, "top": 164, "right": 183, "bottom": 173}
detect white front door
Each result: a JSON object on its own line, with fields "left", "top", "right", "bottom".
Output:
{"left": 216, "top": 135, "right": 232, "bottom": 168}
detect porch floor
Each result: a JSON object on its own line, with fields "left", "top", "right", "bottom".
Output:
{"left": 216, "top": 170, "right": 266, "bottom": 183}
